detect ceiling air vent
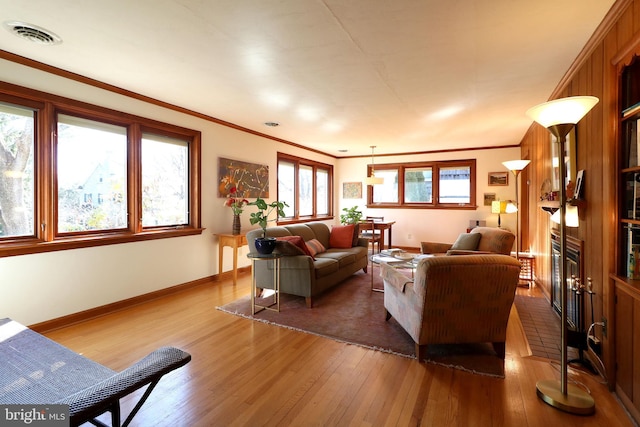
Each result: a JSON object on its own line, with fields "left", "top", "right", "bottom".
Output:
{"left": 4, "top": 21, "right": 61, "bottom": 45}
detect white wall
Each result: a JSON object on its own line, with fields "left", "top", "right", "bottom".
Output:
{"left": 335, "top": 147, "right": 521, "bottom": 247}
{"left": 0, "top": 59, "right": 521, "bottom": 325}
{"left": 0, "top": 59, "right": 335, "bottom": 325}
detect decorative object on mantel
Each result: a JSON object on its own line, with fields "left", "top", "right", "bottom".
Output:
{"left": 527, "top": 95, "right": 599, "bottom": 415}
{"left": 223, "top": 186, "right": 249, "bottom": 235}
{"left": 218, "top": 157, "right": 269, "bottom": 198}
{"left": 248, "top": 197, "right": 288, "bottom": 254}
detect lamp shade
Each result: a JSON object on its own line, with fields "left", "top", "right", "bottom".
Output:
{"left": 365, "top": 175, "right": 384, "bottom": 185}
{"left": 551, "top": 205, "right": 579, "bottom": 227}
{"left": 526, "top": 96, "right": 599, "bottom": 127}
{"left": 491, "top": 200, "right": 507, "bottom": 214}
{"left": 502, "top": 160, "right": 531, "bottom": 172}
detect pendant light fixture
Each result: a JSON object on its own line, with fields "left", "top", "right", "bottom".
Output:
{"left": 365, "top": 145, "right": 384, "bottom": 185}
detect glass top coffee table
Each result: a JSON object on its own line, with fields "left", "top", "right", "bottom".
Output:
{"left": 370, "top": 252, "right": 430, "bottom": 292}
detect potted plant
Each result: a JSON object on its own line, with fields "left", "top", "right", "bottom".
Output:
{"left": 340, "top": 206, "right": 363, "bottom": 225}
{"left": 248, "top": 197, "right": 288, "bottom": 254}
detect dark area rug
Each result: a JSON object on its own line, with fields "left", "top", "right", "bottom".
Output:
{"left": 217, "top": 266, "right": 506, "bottom": 378}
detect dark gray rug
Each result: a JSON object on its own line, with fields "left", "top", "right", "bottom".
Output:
{"left": 218, "top": 267, "right": 506, "bottom": 378}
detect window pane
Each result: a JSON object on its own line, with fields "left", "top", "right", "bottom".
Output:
{"left": 316, "top": 168, "right": 329, "bottom": 215}
{"left": 404, "top": 167, "right": 432, "bottom": 203}
{"left": 373, "top": 169, "right": 399, "bottom": 203}
{"left": 0, "top": 104, "right": 35, "bottom": 238}
{"left": 57, "top": 115, "right": 127, "bottom": 233}
{"left": 278, "top": 160, "right": 295, "bottom": 217}
{"left": 439, "top": 166, "right": 470, "bottom": 203}
{"left": 142, "top": 134, "right": 189, "bottom": 227}
{"left": 299, "top": 164, "right": 313, "bottom": 216}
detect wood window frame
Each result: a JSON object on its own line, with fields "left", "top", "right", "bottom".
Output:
{"left": 277, "top": 152, "right": 334, "bottom": 224}
{"left": 0, "top": 82, "right": 202, "bottom": 258}
{"left": 367, "top": 159, "right": 477, "bottom": 209}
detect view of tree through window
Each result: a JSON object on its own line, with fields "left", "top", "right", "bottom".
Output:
{"left": 0, "top": 104, "right": 35, "bottom": 238}
{"left": 0, "top": 83, "right": 202, "bottom": 257}
{"left": 57, "top": 115, "right": 127, "bottom": 233}
{"left": 142, "top": 134, "right": 189, "bottom": 227}
{"left": 369, "top": 160, "right": 475, "bottom": 208}
{"left": 277, "top": 153, "right": 332, "bottom": 221}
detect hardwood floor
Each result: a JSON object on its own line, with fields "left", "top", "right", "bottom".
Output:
{"left": 43, "top": 273, "right": 634, "bottom": 427}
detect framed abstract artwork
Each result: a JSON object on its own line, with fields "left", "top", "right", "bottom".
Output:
{"left": 218, "top": 157, "right": 269, "bottom": 198}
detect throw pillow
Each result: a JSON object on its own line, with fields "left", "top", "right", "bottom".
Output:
{"left": 329, "top": 224, "right": 354, "bottom": 249}
{"left": 351, "top": 222, "right": 360, "bottom": 247}
{"left": 450, "top": 233, "right": 481, "bottom": 251}
{"left": 275, "top": 236, "right": 313, "bottom": 257}
{"left": 305, "top": 238, "right": 326, "bottom": 257}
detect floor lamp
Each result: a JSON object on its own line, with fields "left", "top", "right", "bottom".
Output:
{"left": 502, "top": 160, "right": 531, "bottom": 261}
{"left": 526, "top": 95, "right": 599, "bottom": 415}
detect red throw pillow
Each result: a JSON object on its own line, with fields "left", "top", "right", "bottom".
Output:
{"left": 276, "top": 235, "right": 313, "bottom": 257}
{"left": 330, "top": 224, "right": 355, "bottom": 249}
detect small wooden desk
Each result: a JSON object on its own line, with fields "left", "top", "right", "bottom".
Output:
{"left": 217, "top": 233, "right": 247, "bottom": 285}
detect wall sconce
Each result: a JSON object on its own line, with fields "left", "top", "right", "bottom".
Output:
{"left": 551, "top": 204, "right": 579, "bottom": 228}
{"left": 527, "top": 95, "right": 598, "bottom": 415}
{"left": 365, "top": 145, "right": 384, "bottom": 185}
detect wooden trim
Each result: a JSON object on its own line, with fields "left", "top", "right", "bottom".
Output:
{"left": 29, "top": 275, "right": 219, "bottom": 333}
{"left": 552, "top": 0, "right": 632, "bottom": 98}
{"left": 0, "top": 49, "right": 333, "bottom": 159}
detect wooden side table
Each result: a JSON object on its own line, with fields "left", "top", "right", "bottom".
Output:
{"left": 216, "top": 233, "right": 247, "bottom": 285}
{"left": 511, "top": 252, "right": 535, "bottom": 286}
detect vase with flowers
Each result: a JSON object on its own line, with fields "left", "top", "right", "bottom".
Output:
{"left": 224, "top": 186, "right": 249, "bottom": 235}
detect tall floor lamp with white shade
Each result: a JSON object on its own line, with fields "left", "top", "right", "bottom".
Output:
{"left": 526, "top": 95, "right": 599, "bottom": 415}
{"left": 502, "top": 159, "right": 531, "bottom": 261}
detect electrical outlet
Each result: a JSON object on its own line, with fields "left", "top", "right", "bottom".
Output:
{"left": 602, "top": 316, "right": 607, "bottom": 337}
{"left": 407, "top": 233, "right": 412, "bottom": 240}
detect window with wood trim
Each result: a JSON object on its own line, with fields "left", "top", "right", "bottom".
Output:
{"left": 0, "top": 84, "right": 202, "bottom": 257}
{"left": 277, "top": 153, "right": 333, "bottom": 222}
{"left": 367, "top": 159, "right": 476, "bottom": 209}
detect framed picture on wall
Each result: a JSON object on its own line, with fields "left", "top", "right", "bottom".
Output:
{"left": 488, "top": 171, "right": 509, "bottom": 186}
{"left": 218, "top": 157, "right": 269, "bottom": 198}
{"left": 343, "top": 182, "right": 362, "bottom": 199}
{"left": 484, "top": 193, "right": 496, "bottom": 206}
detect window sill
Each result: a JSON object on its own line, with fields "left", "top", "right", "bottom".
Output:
{"left": 0, "top": 227, "right": 205, "bottom": 258}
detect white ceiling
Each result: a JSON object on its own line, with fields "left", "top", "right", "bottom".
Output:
{"left": 0, "top": 0, "right": 614, "bottom": 157}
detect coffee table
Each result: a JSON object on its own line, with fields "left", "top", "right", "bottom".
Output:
{"left": 370, "top": 254, "right": 419, "bottom": 292}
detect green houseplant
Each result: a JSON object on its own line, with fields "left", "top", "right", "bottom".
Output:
{"left": 340, "top": 206, "right": 363, "bottom": 225}
{"left": 248, "top": 197, "right": 288, "bottom": 254}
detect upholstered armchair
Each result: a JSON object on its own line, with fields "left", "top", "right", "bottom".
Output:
{"left": 420, "top": 227, "right": 515, "bottom": 256}
{"left": 380, "top": 254, "right": 522, "bottom": 361}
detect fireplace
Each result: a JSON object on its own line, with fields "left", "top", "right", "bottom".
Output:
{"left": 550, "top": 229, "right": 585, "bottom": 349}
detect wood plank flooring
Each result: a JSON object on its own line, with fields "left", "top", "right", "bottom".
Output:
{"left": 42, "top": 273, "right": 634, "bottom": 427}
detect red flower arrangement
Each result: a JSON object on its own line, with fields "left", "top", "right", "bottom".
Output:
{"left": 224, "top": 186, "right": 249, "bottom": 215}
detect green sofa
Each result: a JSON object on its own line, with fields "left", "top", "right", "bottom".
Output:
{"left": 246, "top": 222, "right": 368, "bottom": 308}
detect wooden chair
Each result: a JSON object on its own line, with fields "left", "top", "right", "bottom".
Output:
{"left": 361, "top": 216, "right": 384, "bottom": 240}
{"left": 359, "top": 220, "right": 382, "bottom": 253}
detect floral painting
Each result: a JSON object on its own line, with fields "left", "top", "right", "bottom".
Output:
{"left": 218, "top": 157, "right": 269, "bottom": 198}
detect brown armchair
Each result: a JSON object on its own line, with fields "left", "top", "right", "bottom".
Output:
{"left": 381, "top": 254, "right": 521, "bottom": 361}
{"left": 420, "top": 227, "right": 515, "bottom": 256}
